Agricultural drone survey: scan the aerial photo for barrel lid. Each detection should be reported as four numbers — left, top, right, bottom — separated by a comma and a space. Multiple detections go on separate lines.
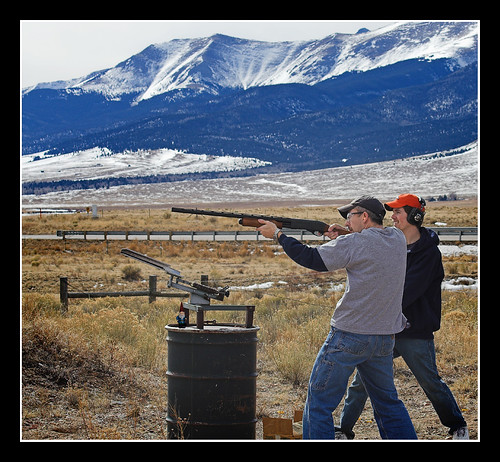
165, 323, 259, 333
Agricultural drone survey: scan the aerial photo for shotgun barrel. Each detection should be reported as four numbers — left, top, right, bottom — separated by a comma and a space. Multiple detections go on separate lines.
171, 207, 350, 236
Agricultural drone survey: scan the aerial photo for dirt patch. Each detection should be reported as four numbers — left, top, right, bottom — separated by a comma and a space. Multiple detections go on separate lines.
22, 326, 477, 440
22, 322, 168, 440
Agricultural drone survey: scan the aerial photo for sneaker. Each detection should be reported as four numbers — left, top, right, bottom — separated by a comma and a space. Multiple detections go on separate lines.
334, 426, 354, 440
452, 426, 469, 440
335, 430, 348, 440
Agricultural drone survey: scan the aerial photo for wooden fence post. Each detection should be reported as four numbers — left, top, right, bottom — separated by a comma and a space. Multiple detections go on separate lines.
149, 275, 157, 303
60, 277, 68, 311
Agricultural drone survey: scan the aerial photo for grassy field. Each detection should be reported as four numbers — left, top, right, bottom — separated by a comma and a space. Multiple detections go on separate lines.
22, 199, 478, 235
21, 202, 478, 440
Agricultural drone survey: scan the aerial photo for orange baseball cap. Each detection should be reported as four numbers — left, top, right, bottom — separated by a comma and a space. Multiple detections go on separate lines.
384, 194, 425, 211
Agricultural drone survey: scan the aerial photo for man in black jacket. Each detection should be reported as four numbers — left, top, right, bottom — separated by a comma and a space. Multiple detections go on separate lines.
337, 194, 469, 440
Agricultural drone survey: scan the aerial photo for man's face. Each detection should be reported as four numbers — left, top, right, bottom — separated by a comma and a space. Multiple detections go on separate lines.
391, 207, 410, 231
345, 208, 366, 232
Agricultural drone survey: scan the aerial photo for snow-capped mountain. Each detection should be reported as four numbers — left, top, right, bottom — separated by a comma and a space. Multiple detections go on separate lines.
22, 21, 478, 196
24, 21, 477, 103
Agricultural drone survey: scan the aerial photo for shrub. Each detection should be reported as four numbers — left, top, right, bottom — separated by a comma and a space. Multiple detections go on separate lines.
122, 265, 142, 281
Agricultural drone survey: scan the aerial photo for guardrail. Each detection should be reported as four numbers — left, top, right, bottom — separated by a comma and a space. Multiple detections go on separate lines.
56, 229, 268, 241
55, 227, 477, 242
429, 227, 478, 242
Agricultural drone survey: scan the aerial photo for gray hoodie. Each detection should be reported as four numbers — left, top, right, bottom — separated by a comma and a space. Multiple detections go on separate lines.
317, 227, 407, 335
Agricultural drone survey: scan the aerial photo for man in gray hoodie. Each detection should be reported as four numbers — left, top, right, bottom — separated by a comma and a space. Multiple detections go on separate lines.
258, 196, 417, 440
338, 194, 469, 440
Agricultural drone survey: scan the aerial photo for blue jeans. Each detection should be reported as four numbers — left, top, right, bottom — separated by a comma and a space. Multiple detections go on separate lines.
340, 337, 467, 437
302, 328, 417, 439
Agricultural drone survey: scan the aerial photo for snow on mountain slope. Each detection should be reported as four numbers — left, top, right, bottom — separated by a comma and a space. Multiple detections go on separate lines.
323, 21, 478, 77
24, 21, 478, 102
21, 142, 478, 209
22, 147, 271, 182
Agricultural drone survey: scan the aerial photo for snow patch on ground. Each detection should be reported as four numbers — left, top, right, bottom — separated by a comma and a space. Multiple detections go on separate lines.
22, 147, 271, 183
21, 142, 478, 209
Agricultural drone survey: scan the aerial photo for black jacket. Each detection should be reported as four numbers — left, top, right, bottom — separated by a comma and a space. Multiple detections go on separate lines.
397, 227, 444, 339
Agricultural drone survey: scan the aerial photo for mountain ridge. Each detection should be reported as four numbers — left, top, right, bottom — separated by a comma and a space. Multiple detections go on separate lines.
23, 21, 477, 102
22, 21, 478, 192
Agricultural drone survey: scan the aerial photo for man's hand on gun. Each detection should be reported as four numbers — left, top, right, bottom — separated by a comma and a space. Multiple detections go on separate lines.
324, 224, 350, 240
256, 219, 279, 239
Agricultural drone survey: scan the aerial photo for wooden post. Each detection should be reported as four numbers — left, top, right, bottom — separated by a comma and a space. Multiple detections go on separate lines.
149, 275, 157, 303
60, 277, 68, 311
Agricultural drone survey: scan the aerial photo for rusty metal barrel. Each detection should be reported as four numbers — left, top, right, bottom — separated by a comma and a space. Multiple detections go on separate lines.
165, 323, 259, 439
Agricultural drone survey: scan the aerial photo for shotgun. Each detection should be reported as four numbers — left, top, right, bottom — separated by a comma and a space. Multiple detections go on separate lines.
171, 207, 350, 236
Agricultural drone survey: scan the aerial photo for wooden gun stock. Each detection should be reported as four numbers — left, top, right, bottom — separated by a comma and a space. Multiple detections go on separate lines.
239, 217, 283, 228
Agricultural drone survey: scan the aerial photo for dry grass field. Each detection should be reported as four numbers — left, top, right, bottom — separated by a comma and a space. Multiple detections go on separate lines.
22, 199, 478, 235
21, 201, 478, 440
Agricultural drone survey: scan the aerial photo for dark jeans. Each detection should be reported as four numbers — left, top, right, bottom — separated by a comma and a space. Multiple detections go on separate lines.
340, 337, 467, 437
303, 328, 417, 439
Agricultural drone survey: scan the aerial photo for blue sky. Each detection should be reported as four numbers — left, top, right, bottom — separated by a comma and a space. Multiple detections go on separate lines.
21, 20, 396, 88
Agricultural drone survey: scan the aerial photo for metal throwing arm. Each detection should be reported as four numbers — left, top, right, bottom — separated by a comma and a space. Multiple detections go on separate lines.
120, 248, 253, 329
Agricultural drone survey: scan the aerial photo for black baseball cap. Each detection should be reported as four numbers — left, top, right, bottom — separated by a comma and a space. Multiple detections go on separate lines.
338, 195, 386, 220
